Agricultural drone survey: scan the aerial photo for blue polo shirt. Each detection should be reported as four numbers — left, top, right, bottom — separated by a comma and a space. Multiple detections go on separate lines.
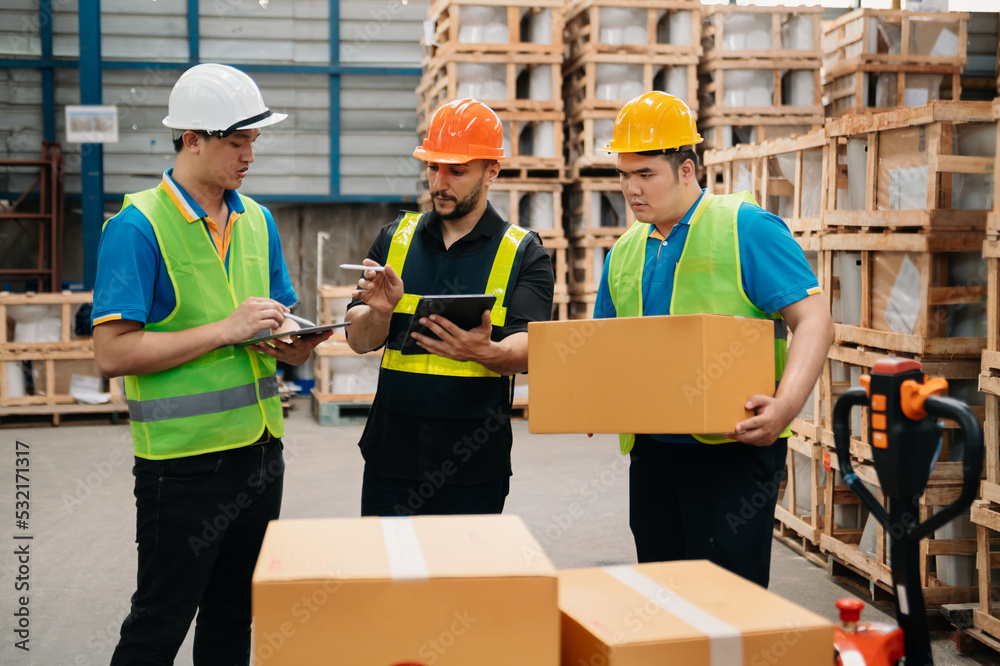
92, 169, 296, 327
594, 190, 821, 443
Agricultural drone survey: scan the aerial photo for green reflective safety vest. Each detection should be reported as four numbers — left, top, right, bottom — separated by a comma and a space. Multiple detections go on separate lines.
608, 192, 790, 454
106, 186, 284, 459
380, 211, 531, 379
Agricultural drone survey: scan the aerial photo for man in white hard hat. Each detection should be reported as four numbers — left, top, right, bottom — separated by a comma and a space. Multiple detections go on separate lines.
92, 63, 331, 665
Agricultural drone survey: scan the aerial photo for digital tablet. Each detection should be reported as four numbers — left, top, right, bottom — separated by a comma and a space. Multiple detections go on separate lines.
235, 322, 350, 347
400, 294, 496, 355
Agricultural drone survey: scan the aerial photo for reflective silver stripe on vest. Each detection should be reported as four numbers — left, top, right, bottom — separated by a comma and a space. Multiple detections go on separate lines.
128, 376, 279, 423
774, 318, 788, 341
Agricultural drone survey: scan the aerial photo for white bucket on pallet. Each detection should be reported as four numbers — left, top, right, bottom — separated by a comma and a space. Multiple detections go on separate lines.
599, 7, 645, 45
522, 192, 555, 230
458, 6, 507, 43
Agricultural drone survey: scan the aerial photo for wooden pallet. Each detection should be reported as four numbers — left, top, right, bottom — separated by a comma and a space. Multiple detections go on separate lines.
568, 292, 598, 320
822, 453, 980, 607
0, 402, 130, 428
989, 99, 1000, 241
0, 291, 94, 353
485, 180, 565, 238
569, 236, 619, 296
563, 0, 702, 61
311, 340, 379, 421
418, 51, 563, 129
701, 4, 822, 64
775, 434, 825, 546
703, 129, 827, 236
566, 108, 620, 175
699, 117, 822, 151
794, 344, 982, 465
311, 391, 373, 427
563, 54, 699, 119
971, 500, 1000, 646
422, 0, 565, 60
822, 9, 969, 78
565, 177, 635, 239
823, 65, 963, 119
0, 292, 125, 411
823, 245, 987, 358
698, 65, 822, 124
824, 102, 993, 233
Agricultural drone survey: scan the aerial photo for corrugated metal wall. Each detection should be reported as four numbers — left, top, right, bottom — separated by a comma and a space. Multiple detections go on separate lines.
0, 0, 427, 199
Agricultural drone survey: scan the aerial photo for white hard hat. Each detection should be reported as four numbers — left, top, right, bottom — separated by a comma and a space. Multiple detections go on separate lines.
162, 63, 287, 138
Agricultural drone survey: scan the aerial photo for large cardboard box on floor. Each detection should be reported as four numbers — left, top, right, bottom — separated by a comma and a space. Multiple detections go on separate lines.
527, 314, 775, 434
560, 561, 835, 665
253, 515, 559, 665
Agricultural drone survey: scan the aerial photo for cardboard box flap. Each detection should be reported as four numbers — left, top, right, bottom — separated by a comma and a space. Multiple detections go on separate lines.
254, 516, 556, 584
560, 561, 832, 645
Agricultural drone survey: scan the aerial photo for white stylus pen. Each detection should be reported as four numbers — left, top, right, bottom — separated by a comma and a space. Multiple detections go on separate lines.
339, 263, 386, 273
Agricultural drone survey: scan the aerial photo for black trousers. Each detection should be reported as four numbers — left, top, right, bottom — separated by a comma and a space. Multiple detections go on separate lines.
110, 439, 284, 666
628, 435, 787, 588
360, 464, 509, 516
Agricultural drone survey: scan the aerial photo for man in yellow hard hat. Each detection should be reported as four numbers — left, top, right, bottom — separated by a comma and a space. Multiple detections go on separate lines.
345, 99, 555, 516
595, 91, 834, 587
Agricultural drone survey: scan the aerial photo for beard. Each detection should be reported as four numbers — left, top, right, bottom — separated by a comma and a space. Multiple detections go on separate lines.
432, 171, 487, 220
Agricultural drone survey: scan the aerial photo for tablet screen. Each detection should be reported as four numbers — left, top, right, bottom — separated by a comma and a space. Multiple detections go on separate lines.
400, 294, 496, 355
235, 322, 350, 347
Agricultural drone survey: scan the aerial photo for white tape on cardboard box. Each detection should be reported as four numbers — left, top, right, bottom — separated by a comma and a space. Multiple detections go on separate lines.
603, 565, 743, 666
381, 517, 429, 581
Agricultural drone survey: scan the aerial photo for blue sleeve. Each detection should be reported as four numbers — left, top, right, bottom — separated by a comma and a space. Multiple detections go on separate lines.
738, 203, 820, 315
92, 206, 159, 325
262, 205, 297, 307
593, 249, 617, 319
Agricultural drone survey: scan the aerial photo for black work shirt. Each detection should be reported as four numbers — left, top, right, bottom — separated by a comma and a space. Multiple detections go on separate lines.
347, 203, 554, 484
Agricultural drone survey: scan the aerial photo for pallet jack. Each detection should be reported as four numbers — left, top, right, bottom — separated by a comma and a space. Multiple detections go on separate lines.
830, 358, 983, 665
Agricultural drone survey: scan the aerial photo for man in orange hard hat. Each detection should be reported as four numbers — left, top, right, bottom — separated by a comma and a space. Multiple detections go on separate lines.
345, 99, 555, 516
595, 91, 834, 586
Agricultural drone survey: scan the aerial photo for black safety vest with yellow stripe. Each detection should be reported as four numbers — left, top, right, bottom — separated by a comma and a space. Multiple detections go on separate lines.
378, 211, 535, 419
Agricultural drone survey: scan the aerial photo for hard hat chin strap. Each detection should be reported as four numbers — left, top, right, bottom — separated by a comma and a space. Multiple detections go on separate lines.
207, 109, 273, 138
171, 108, 273, 142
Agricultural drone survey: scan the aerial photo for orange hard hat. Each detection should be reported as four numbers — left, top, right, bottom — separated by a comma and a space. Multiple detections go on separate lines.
600, 91, 703, 153
413, 99, 505, 163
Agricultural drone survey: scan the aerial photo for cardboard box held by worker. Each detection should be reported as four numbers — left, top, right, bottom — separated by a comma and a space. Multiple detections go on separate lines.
527, 314, 775, 434
560, 561, 835, 665
252, 515, 560, 665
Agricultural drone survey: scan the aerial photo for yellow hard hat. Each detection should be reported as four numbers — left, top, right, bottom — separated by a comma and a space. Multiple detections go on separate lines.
600, 91, 703, 153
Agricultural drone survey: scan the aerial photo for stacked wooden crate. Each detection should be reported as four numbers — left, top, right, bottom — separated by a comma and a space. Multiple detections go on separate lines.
563, 0, 701, 174
815, 102, 993, 607
971, 98, 1000, 650
561, 0, 700, 319
418, 0, 570, 320
698, 4, 823, 150
0, 292, 127, 426
705, 101, 996, 606
311, 285, 380, 426
822, 9, 969, 118
418, 0, 566, 178
703, 130, 828, 556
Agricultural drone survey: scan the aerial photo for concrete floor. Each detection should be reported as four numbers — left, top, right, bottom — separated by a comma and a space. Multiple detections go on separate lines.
1, 398, 998, 665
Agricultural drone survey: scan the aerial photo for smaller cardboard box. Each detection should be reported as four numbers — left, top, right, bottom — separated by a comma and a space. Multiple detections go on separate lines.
527, 314, 774, 434
560, 561, 835, 665
253, 515, 560, 665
